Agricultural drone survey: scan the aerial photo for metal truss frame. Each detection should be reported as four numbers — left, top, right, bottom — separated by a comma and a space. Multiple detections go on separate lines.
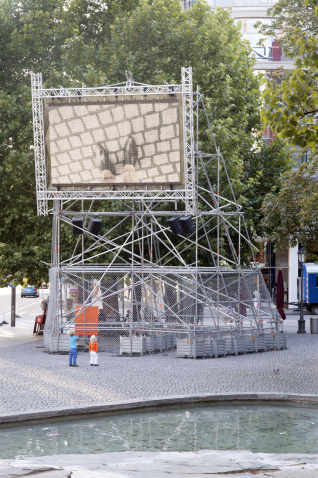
31, 73, 47, 216
33, 83, 183, 100
182, 67, 195, 215
38, 70, 284, 354
31, 68, 195, 215
46, 152, 281, 344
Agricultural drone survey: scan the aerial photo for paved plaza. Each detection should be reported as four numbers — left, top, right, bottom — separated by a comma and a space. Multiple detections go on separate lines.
1, 306, 318, 477
2, 450, 318, 478
0, 312, 317, 416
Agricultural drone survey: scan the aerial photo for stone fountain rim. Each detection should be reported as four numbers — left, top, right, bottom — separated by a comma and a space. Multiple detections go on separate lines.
1, 392, 318, 426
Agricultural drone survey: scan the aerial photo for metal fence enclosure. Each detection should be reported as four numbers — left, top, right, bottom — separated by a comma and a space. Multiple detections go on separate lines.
44, 266, 285, 357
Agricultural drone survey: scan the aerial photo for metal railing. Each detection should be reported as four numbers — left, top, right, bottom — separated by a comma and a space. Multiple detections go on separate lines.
208, 0, 275, 7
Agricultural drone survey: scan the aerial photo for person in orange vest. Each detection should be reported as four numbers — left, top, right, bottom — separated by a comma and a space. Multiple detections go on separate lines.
89, 335, 99, 366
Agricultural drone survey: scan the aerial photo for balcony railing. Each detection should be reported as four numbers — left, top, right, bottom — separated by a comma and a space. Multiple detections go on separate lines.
183, 0, 275, 9
208, 0, 275, 7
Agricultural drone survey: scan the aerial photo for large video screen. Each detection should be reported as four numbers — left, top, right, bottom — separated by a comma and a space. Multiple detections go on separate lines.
46, 100, 181, 186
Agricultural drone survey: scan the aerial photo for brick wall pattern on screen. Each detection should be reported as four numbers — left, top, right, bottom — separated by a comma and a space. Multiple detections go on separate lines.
48, 101, 181, 184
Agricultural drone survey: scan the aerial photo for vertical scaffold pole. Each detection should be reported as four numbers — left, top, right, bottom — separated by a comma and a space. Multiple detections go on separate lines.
31, 73, 47, 216
181, 67, 195, 216
217, 150, 220, 330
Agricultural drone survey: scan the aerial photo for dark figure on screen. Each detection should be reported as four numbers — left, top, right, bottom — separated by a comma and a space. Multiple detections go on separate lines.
98, 136, 140, 183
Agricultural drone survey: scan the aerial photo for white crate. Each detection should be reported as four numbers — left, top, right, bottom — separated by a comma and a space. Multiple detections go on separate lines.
264, 333, 275, 350
225, 336, 235, 354
212, 339, 226, 357
192, 338, 205, 358
244, 335, 255, 353
204, 338, 213, 357
234, 336, 245, 355
120, 336, 147, 355
177, 338, 205, 358
274, 333, 287, 350
255, 335, 265, 352
177, 338, 190, 357
50, 334, 69, 352
146, 336, 155, 352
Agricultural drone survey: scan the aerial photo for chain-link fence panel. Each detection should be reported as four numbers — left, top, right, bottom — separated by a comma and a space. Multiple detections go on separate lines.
43, 267, 284, 356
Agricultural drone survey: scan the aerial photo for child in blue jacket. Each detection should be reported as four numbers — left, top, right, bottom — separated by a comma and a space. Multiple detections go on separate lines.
68, 329, 79, 367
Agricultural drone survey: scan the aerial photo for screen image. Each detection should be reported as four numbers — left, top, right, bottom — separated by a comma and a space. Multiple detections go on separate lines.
46, 100, 181, 186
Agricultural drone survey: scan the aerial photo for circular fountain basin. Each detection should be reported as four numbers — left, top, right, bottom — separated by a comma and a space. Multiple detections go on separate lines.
1, 402, 318, 459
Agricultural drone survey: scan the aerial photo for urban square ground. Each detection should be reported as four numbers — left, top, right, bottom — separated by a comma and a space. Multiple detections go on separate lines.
0, 315, 317, 416
1, 290, 318, 477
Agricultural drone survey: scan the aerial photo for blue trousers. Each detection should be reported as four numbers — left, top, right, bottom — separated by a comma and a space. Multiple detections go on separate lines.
69, 347, 77, 365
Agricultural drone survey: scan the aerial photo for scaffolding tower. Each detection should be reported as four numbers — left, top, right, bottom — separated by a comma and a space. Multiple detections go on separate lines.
31, 67, 286, 357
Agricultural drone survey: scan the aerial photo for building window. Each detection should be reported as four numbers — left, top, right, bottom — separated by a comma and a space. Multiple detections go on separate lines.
262, 126, 274, 146
291, 148, 308, 169
182, 0, 195, 9
238, 18, 279, 62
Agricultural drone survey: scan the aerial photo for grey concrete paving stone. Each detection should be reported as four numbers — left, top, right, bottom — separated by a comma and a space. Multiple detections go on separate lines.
1, 330, 318, 477
0, 333, 318, 418
1, 451, 318, 478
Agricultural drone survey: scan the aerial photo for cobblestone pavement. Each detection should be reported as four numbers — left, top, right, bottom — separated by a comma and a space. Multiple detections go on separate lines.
0, 327, 317, 415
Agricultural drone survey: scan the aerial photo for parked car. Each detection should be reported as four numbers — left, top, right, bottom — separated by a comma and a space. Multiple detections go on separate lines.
21, 285, 39, 298
41, 282, 49, 289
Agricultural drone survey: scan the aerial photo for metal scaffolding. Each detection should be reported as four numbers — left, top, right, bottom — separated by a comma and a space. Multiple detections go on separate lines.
31, 67, 286, 357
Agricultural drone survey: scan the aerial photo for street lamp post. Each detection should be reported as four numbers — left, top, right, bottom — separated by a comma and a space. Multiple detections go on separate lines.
297, 249, 306, 334
11, 286, 16, 327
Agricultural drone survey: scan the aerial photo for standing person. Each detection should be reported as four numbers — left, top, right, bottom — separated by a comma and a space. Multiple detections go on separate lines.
89, 335, 99, 366
271, 281, 277, 300
253, 289, 260, 310
125, 275, 131, 299
68, 329, 79, 367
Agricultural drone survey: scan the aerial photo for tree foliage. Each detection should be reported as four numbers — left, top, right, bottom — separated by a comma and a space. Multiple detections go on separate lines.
0, 0, 292, 283
257, 0, 318, 257
258, 0, 318, 153
262, 160, 318, 261
64, 0, 262, 188
240, 138, 294, 238
0, 0, 137, 286
64, 0, 283, 251
257, 0, 318, 52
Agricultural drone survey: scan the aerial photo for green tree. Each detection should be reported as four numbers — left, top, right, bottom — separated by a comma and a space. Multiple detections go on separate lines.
258, 0, 318, 153
63, 0, 273, 264
0, 86, 75, 286
0, 0, 138, 285
64, 0, 261, 189
256, 0, 318, 258
240, 138, 293, 239
262, 160, 318, 261
0, 0, 292, 282
257, 0, 318, 52
0, 0, 70, 286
